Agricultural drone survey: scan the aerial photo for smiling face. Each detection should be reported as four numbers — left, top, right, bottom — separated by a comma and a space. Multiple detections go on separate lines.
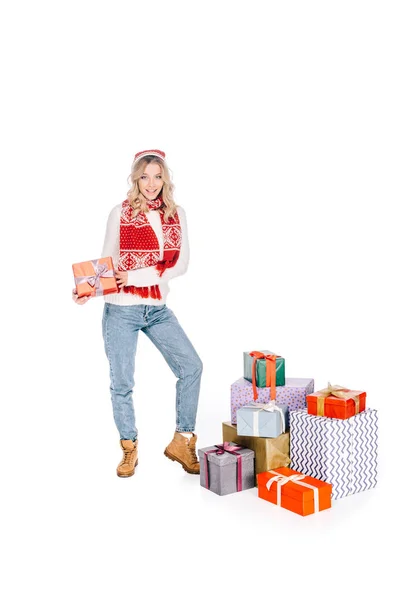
138, 162, 164, 201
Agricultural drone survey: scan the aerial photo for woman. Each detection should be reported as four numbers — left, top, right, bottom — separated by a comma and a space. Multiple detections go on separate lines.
72, 149, 203, 478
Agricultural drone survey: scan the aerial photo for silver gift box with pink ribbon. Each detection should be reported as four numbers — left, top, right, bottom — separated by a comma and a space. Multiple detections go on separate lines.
198, 442, 255, 496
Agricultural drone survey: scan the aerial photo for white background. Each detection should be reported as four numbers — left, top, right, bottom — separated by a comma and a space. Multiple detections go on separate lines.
1, 1, 398, 598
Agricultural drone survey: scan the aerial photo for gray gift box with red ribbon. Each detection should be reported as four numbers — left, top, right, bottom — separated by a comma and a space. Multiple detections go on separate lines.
198, 443, 255, 496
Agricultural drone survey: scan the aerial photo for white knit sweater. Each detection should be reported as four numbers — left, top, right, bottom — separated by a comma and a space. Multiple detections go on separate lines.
101, 203, 189, 305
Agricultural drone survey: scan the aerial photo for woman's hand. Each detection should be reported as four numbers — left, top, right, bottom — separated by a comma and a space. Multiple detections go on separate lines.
115, 270, 128, 289
72, 288, 91, 305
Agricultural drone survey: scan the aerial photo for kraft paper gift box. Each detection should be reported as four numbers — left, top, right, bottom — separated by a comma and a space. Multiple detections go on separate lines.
236, 402, 289, 438
290, 409, 378, 500
307, 383, 367, 420
222, 422, 290, 485
72, 257, 118, 298
243, 350, 285, 388
230, 377, 314, 425
257, 467, 332, 516
198, 442, 255, 496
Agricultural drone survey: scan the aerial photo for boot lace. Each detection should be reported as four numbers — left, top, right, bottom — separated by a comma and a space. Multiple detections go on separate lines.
122, 446, 135, 465
188, 442, 198, 464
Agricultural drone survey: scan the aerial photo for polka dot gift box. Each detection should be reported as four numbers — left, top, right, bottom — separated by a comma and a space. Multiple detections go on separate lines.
230, 377, 314, 425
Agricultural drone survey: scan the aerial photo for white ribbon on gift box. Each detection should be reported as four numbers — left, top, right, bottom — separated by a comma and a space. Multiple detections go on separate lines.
266, 469, 320, 512
241, 402, 286, 437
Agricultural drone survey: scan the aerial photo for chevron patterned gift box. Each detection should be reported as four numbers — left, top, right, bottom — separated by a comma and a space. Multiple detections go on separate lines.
290, 409, 378, 500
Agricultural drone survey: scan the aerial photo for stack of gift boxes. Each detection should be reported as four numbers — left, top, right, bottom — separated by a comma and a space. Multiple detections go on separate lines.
71, 257, 379, 515
199, 350, 378, 516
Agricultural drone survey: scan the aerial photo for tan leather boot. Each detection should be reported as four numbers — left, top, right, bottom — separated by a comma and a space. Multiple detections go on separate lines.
117, 439, 138, 478
164, 432, 200, 474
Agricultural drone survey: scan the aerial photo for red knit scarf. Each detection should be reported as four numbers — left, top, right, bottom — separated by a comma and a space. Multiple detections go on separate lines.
117, 195, 181, 299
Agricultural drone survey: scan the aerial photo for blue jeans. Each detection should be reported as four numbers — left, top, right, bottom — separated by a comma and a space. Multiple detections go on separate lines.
102, 303, 203, 441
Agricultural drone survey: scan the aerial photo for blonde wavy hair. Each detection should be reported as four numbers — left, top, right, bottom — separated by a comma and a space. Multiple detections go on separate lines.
126, 155, 178, 220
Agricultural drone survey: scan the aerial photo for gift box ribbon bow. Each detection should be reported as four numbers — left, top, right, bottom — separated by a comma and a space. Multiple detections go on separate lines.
249, 351, 280, 401
316, 382, 361, 417
266, 470, 320, 513
241, 402, 286, 435
203, 442, 244, 491
75, 260, 115, 294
